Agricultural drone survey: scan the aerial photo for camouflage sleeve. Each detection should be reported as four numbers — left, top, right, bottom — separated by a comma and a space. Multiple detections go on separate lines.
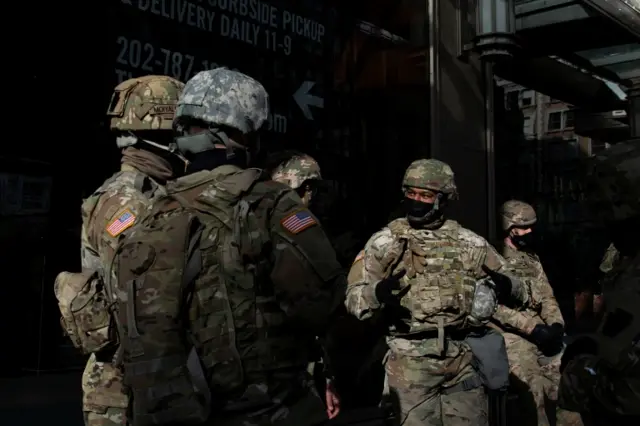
598, 243, 619, 274
81, 221, 101, 272
268, 190, 346, 333
344, 228, 395, 321
85, 193, 149, 267
492, 304, 538, 335
482, 242, 509, 272
530, 262, 564, 326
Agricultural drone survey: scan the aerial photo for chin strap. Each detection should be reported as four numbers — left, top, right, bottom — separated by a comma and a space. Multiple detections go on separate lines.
121, 132, 190, 167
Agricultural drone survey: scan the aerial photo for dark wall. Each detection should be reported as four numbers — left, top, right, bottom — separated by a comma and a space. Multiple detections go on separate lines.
432, 0, 490, 237
5, 0, 341, 374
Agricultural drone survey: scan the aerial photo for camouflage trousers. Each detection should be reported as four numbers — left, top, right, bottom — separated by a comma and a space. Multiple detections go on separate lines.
504, 332, 583, 426
82, 353, 129, 426
382, 347, 488, 426
209, 381, 328, 426
504, 332, 551, 426
540, 353, 584, 426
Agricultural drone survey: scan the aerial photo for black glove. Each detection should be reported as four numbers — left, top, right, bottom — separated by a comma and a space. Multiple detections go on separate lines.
530, 323, 564, 356
481, 265, 513, 297
374, 270, 408, 305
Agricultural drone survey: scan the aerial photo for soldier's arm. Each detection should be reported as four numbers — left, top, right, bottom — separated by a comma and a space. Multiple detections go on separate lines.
481, 243, 531, 307
492, 304, 539, 335
268, 190, 346, 334
80, 225, 101, 272
345, 229, 396, 321
532, 266, 565, 326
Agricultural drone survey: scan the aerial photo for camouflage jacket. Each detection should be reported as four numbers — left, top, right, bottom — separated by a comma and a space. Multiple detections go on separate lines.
346, 218, 524, 355
81, 164, 165, 274
492, 245, 564, 334
159, 166, 347, 420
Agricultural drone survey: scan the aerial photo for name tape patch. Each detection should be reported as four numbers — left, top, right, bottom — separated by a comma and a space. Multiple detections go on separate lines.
281, 210, 317, 234
106, 209, 136, 237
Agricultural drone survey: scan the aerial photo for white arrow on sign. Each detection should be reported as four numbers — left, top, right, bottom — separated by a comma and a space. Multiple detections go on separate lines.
293, 81, 324, 121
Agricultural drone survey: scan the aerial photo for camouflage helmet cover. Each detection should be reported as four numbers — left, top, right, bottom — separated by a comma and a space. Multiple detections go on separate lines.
585, 140, 640, 221
271, 154, 322, 189
402, 159, 458, 199
176, 68, 269, 134
500, 200, 537, 231
107, 75, 185, 131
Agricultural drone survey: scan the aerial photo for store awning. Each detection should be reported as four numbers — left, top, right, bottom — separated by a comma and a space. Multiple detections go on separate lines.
495, 0, 640, 112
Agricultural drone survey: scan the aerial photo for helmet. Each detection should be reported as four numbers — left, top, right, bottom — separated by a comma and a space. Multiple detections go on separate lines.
271, 154, 322, 189
176, 68, 269, 134
107, 75, 184, 132
500, 200, 537, 232
585, 140, 640, 221
402, 159, 458, 199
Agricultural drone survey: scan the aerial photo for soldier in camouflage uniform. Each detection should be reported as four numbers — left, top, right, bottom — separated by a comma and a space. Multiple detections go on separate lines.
270, 153, 322, 207
592, 243, 624, 315
346, 159, 530, 426
268, 152, 342, 417
575, 243, 620, 327
113, 68, 347, 426
495, 200, 572, 426
559, 140, 640, 424
78, 75, 185, 426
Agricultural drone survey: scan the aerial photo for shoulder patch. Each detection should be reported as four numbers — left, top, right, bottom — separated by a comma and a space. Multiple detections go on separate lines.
353, 250, 365, 265
106, 209, 136, 237
281, 209, 317, 234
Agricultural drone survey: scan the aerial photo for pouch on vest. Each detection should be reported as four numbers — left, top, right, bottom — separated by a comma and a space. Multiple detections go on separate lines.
114, 207, 210, 426
54, 270, 113, 354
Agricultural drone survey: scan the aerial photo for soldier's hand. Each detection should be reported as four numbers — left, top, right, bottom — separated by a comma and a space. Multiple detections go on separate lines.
325, 378, 340, 419
374, 269, 408, 306
530, 323, 565, 356
481, 265, 513, 297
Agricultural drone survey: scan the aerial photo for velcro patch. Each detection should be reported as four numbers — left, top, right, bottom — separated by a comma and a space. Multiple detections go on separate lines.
106, 209, 136, 237
281, 210, 317, 234
353, 250, 365, 265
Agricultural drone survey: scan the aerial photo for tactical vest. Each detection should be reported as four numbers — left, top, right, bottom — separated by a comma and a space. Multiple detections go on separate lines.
55, 169, 164, 354
111, 166, 307, 426
501, 249, 540, 311
502, 249, 539, 281
387, 219, 480, 336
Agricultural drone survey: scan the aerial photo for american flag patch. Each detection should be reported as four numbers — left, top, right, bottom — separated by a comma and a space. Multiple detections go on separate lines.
106, 210, 136, 237
353, 250, 365, 264
281, 210, 317, 234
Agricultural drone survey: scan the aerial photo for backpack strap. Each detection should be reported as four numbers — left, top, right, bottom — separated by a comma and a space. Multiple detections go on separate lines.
121, 214, 210, 426
180, 222, 212, 410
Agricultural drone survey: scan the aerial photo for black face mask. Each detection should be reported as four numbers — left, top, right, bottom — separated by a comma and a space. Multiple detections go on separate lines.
404, 197, 441, 227
510, 232, 536, 250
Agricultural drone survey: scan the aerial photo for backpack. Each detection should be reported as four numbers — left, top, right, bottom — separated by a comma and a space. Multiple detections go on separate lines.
110, 166, 284, 426
387, 219, 481, 336
54, 270, 113, 354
